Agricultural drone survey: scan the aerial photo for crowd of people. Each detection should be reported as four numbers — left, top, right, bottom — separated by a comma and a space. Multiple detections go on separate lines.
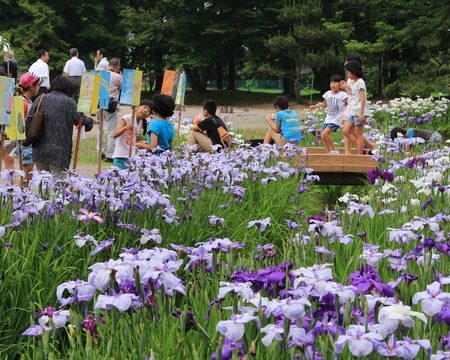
0, 49, 443, 184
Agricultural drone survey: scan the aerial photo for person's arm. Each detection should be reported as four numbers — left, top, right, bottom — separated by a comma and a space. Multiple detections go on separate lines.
63, 61, 70, 76
190, 124, 200, 131
359, 88, 366, 122
136, 133, 158, 150
265, 114, 281, 133
309, 100, 327, 110
113, 118, 133, 139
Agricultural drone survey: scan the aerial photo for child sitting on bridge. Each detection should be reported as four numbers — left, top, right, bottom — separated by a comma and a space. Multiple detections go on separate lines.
390, 127, 443, 152
310, 75, 348, 154
264, 95, 302, 145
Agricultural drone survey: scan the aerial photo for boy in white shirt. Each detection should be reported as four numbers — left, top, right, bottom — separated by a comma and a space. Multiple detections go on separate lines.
310, 75, 348, 153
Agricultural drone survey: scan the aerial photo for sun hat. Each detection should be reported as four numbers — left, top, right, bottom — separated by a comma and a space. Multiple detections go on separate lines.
19, 72, 40, 89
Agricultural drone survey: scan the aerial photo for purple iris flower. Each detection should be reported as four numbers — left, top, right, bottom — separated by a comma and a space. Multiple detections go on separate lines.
90, 238, 115, 256
247, 217, 271, 232
349, 265, 394, 297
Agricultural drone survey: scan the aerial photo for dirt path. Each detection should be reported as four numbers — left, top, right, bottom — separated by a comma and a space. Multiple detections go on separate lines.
1, 103, 310, 182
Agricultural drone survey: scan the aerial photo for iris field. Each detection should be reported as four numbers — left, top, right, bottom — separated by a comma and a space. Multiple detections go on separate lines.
0, 96, 449, 359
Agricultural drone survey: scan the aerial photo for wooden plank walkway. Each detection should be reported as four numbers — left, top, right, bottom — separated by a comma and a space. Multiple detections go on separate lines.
298, 148, 377, 185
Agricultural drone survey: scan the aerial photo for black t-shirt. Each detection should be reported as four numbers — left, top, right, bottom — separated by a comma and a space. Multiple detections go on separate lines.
2, 60, 18, 81
198, 115, 227, 145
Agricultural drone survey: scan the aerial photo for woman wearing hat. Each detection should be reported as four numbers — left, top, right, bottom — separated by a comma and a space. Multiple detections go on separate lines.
1, 72, 40, 184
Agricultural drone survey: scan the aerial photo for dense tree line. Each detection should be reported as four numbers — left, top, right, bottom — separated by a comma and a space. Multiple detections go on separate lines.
1, 0, 448, 99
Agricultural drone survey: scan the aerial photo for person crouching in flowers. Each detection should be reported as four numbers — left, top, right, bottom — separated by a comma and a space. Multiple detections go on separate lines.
112, 100, 152, 170
136, 94, 175, 154
390, 127, 443, 153
263, 95, 302, 145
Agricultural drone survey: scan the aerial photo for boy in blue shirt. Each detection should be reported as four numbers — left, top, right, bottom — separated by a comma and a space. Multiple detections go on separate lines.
263, 95, 302, 145
137, 94, 175, 152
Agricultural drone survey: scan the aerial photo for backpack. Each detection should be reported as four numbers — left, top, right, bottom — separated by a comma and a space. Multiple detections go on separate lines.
212, 116, 233, 148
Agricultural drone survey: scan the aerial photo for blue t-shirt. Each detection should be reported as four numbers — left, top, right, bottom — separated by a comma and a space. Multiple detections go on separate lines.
147, 119, 174, 151
274, 109, 302, 142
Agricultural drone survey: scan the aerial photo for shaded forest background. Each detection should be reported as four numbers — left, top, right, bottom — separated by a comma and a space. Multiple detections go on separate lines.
1, 0, 449, 100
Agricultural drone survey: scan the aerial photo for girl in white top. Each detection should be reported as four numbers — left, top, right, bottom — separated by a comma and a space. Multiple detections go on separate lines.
342, 60, 369, 155
112, 102, 151, 169
341, 54, 376, 154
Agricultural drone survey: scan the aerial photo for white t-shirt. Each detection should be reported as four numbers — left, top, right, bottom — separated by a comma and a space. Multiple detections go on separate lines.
112, 114, 143, 158
63, 57, 86, 76
28, 59, 50, 88
349, 78, 370, 116
323, 90, 348, 126
96, 57, 109, 71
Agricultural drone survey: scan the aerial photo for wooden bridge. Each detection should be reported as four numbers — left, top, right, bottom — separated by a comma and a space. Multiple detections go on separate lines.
298, 147, 377, 185
246, 140, 378, 185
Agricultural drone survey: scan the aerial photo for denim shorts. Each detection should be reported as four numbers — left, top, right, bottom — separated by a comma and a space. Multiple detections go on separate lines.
22, 146, 33, 165
322, 123, 340, 132
349, 115, 368, 126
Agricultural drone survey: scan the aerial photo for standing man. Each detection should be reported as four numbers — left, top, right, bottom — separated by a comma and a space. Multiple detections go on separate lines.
94, 48, 109, 71
2, 51, 18, 82
97, 58, 122, 162
63, 48, 86, 102
28, 49, 50, 98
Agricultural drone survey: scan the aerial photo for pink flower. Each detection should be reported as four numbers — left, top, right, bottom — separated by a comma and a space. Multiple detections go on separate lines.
77, 209, 104, 224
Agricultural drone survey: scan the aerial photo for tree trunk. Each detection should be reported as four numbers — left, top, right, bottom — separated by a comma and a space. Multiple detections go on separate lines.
216, 61, 223, 90
294, 63, 302, 103
283, 78, 296, 99
185, 67, 206, 92
227, 52, 236, 90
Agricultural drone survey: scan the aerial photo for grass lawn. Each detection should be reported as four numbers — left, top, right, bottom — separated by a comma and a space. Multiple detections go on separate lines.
141, 89, 322, 107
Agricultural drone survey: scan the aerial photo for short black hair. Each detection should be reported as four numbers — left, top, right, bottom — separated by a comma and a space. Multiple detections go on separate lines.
97, 48, 106, 57
140, 99, 152, 107
203, 99, 217, 115
273, 95, 289, 110
330, 74, 344, 83
390, 127, 407, 140
37, 49, 48, 59
346, 53, 362, 65
69, 48, 78, 57
150, 94, 175, 118
345, 60, 363, 79
50, 75, 75, 97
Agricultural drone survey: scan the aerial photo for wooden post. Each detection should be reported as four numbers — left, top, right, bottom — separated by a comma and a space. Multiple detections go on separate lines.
18, 140, 24, 185
128, 105, 136, 158
0, 125, 4, 173
72, 116, 82, 171
97, 109, 104, 174
176, 108, 182, 147
309, 72, 315, 107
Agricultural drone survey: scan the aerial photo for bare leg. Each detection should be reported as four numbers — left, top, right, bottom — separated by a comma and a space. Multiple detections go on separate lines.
342, 122, 353, 154
321, 128, 334, 152
263, 129, 273, 144
2, 152, 15, 169
354, 126, 365, 154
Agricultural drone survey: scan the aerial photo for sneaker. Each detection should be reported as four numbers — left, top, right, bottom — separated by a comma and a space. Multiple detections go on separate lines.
329, 150, 340, 154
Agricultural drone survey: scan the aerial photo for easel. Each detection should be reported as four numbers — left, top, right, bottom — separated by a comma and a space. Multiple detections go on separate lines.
72, 115, 82, 171
175, 106, 182, 147
128, 105, 136, 158
0, 125, 4, 173
97, 109, 104, 173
